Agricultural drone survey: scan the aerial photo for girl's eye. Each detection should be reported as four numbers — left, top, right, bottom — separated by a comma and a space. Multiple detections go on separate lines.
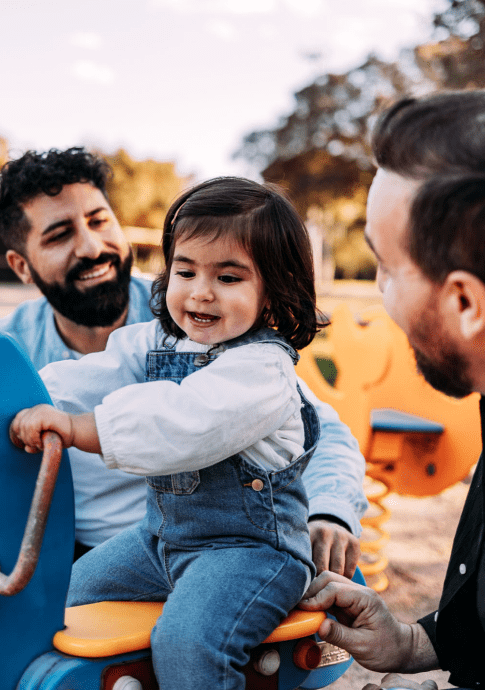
175, 270, 195, 278
218, 275, 241, 284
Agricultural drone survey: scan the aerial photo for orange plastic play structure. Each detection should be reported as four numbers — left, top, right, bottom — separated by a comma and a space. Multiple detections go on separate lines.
296, 303, 482, 590
53, 600, 326, 658
297, 303, 481, 495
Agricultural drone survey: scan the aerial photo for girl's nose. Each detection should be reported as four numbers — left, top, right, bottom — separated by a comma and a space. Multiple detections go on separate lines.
190, 278, 214, 302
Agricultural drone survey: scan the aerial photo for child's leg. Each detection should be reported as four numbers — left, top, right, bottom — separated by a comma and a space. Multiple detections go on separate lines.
67, 522, 172, 606
151, 545, 310, 690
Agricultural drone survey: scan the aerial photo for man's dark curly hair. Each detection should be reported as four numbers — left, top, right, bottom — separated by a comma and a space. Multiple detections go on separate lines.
0, 147, 112, 255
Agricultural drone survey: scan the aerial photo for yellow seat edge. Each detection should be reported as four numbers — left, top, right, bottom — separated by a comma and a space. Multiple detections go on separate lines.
53, 601, 326, 657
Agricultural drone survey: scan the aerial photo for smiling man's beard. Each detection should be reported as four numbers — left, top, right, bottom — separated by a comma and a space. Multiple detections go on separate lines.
28, 249, 134, 327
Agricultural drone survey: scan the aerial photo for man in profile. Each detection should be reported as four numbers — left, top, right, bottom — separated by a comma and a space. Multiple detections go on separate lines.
301, 90, 485, 690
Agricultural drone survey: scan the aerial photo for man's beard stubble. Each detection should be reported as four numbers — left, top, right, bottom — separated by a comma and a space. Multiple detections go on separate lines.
413, 347, 473, 399
29, 250, 134, 327
411, 309, 474, 399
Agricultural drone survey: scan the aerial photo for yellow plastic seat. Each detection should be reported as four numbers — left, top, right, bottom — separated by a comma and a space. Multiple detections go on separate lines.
53, 601, 326, 658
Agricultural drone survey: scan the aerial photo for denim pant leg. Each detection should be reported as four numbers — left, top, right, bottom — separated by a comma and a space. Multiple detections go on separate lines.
67, 522, 171, 606
151, 545, 310, 690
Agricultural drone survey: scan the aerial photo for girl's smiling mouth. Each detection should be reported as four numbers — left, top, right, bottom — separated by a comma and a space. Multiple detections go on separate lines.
188, 312, 221, 324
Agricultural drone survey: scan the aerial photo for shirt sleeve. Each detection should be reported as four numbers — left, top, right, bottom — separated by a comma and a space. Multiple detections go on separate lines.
40, 320, 160, 414
95, 342, 301, 476
297, 379, 369, 537
417, 612, 438, 654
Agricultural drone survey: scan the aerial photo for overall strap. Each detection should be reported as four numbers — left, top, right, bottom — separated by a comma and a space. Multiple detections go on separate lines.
222, 327, 299, 365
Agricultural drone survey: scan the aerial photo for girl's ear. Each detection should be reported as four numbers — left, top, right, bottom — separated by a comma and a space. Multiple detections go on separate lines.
6, 250, 34, 284
443, 270, 485, 340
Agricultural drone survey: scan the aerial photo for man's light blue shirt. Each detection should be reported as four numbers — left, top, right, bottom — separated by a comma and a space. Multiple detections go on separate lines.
0, 275, 154, 370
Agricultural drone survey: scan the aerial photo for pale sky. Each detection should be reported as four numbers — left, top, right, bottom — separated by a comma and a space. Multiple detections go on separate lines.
0, 0, 445, 181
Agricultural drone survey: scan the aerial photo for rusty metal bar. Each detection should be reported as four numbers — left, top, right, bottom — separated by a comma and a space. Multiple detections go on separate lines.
0, 431, 63, 596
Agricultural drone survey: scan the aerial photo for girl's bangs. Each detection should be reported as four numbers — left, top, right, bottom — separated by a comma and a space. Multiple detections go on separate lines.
172, 213, 255, 256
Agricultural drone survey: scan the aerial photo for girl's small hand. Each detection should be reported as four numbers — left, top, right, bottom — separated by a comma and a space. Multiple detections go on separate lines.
10, 404, 74, 453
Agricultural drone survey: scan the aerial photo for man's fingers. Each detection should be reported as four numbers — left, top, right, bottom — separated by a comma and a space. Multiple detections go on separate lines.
317, 615, 348, 646
313, 544, 331, 576
368, 673, 439, 690
328, 540, 345, 576
420, 681, 438, 690
343, 541, 361, 579
302, 570, 355, 601
309, 520, 361, 577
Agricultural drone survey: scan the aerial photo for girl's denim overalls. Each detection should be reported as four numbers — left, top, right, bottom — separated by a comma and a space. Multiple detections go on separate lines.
68, 327, 320, 690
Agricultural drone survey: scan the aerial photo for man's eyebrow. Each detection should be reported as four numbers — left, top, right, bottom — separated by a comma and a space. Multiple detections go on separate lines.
42, 219, 71, 236
364, 232, 382, 262
42, 206, 107, 236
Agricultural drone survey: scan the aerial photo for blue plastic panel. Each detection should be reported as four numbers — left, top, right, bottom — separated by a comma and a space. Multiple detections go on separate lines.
371, 408, 444, 434
0, 335, 75, 690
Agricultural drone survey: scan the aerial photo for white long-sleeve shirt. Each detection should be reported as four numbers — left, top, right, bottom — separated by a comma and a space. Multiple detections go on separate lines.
42, 319, 305, 476
13, 279, 366, 547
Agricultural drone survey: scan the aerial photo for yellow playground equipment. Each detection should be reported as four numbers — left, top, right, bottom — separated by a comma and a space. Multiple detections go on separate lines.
296, 304, 481, 591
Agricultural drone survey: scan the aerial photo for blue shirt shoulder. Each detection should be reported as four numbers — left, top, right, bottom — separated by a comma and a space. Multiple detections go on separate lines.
0, 275, 154, 371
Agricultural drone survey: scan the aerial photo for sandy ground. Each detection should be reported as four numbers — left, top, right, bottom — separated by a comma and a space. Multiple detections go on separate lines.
330, 478, 472, 690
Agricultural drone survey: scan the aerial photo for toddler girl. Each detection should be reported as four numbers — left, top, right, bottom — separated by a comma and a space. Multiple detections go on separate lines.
11, 176, 325, 689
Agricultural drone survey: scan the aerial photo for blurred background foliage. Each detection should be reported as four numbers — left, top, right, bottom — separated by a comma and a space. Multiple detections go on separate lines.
102, 149, 189, 230
1, 0, 485, 280
234, 0, 485, 282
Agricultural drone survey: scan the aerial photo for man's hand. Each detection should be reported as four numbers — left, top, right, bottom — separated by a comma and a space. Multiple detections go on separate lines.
308, 518, 360, 577
10, 404, 74, 453
299, 571, 438, 673
363, 672, 438, 690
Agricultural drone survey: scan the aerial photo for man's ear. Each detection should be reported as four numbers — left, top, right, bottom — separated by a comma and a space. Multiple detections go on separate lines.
6, 250, 33, 284
443, 270, 485, 340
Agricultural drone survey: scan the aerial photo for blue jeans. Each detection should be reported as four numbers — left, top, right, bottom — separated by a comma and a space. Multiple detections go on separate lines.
68, 522, 310, 689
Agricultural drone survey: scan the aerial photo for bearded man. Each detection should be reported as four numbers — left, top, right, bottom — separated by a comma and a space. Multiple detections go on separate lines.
300, 90, 485, 690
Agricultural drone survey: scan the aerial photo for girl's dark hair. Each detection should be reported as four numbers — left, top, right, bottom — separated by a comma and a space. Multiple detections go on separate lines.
151, 176, 327, 350
371, 90, 485, 284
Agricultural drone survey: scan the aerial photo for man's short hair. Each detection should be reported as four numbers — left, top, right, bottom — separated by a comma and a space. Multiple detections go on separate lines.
0, 147, 112, 255
372, 90, 485, 285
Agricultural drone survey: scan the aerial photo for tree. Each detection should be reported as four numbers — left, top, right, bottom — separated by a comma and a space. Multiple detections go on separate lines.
103, 148, 189, 229
234, 55, 424, 279
234, 54, 419, 181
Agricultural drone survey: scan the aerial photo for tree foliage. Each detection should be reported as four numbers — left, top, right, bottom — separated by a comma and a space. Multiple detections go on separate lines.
416, 0, 485, 88
103, 148, 189, 229
233, 55, 421, 279
235, 0, 485, 278
234, 54, 417, 178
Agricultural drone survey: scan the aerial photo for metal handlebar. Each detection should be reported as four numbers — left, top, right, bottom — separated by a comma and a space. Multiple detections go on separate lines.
0, 431, 63, 596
